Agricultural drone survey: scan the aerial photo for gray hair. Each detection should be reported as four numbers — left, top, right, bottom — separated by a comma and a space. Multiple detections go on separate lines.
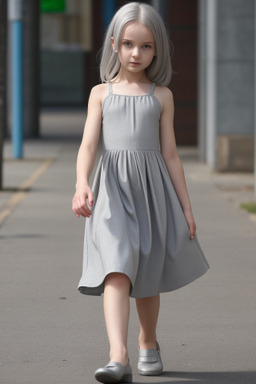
100, 2, 172, 86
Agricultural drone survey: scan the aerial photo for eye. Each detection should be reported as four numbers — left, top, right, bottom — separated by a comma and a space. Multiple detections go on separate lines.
123, 41, 132, 47
143, 44, 152, 49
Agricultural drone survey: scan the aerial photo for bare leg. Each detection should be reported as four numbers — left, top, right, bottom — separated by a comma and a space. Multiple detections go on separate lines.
104, 273, 131, 364
136, 295, 160, 350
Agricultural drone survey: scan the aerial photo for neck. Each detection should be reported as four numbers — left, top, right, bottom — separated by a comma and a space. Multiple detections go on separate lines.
115, 68, 149, 84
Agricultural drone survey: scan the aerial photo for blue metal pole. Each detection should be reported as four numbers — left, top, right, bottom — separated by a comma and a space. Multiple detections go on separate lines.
12, 20, 23, 158
102, 0, 116, 30
9, 0, 24, 159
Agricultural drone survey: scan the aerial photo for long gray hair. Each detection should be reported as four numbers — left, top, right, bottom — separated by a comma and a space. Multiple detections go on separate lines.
100, 2, 172, 86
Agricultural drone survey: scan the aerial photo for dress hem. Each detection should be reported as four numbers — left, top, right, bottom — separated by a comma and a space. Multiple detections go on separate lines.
78, 264, 209, 299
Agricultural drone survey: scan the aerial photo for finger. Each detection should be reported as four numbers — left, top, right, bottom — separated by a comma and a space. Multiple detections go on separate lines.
72, 201, 92, 218
190, 223, 196, 239
88, 191, 94, 207
78, 200, 93, 217
72, 208, 81, 218
72, 202, 80, 218
72, 206, 80, 219
76, 197, 92, 215
79, 205, 92, 218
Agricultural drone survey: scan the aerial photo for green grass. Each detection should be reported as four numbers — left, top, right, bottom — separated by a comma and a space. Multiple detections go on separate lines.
240, 202, 256, 214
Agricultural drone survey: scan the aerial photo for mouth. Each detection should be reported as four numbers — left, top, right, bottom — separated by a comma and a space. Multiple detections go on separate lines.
130, 62, 141, 66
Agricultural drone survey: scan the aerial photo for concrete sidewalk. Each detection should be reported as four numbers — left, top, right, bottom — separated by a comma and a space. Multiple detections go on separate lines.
0, 110, 255, 384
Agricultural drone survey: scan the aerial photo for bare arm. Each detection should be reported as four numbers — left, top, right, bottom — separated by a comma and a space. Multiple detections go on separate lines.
72, 86, 103, 218
156, 87, 196, 239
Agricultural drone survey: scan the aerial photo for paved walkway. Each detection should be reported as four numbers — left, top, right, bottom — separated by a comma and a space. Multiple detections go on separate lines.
0, 110, 255, 384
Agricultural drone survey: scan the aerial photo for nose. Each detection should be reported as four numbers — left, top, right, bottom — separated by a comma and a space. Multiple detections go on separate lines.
132, 46, 140, 58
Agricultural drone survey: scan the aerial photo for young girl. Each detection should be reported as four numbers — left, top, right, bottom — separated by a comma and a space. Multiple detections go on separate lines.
72, 2, 209, 383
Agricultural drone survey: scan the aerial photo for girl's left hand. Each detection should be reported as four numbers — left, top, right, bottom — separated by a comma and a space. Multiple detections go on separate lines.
183, 209, 196, 239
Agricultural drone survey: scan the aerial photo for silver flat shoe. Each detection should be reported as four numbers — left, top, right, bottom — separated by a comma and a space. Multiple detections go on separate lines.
95, 361, 132, 383
137, 342, 163, 376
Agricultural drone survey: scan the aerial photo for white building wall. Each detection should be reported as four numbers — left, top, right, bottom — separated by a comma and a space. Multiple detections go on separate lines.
198, 0, 255, 172
198, 0, 217, 168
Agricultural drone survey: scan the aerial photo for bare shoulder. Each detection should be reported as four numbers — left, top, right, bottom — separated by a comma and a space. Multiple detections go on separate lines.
89, 83, 109, 106
154, 86, 174, 109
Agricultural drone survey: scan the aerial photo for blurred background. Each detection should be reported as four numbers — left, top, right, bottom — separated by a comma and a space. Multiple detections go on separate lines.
0, 0, 255, 189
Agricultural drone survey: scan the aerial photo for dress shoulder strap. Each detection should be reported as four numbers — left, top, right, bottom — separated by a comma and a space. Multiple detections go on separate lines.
149, 82, 156, 95
108, 82, 113, 95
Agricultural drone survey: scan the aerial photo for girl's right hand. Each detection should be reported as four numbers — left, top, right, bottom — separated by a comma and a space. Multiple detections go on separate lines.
72, 185, 94, 218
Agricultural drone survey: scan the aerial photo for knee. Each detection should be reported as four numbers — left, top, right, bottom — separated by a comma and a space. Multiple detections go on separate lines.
105, 273, 131, 290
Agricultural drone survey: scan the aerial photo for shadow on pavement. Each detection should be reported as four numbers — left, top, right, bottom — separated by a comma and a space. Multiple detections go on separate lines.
137, 370, 256, 384
0, 233, 47, 239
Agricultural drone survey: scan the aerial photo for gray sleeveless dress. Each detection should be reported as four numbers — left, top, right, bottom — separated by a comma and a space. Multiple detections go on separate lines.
78, 83, 209, 298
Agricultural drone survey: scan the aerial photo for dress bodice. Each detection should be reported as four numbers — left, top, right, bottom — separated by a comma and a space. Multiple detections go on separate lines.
101, 83, 162, 151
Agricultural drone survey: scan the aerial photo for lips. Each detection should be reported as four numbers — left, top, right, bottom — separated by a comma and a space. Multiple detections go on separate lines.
130, 62, 141, 66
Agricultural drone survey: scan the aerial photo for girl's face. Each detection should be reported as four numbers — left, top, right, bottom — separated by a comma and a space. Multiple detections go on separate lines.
112, 22, 156, 75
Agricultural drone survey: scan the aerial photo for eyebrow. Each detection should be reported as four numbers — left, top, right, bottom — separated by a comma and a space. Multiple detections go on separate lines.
122, 39, 154, 44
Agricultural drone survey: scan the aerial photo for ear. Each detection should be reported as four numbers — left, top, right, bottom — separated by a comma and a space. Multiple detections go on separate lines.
111, 36, 115, 51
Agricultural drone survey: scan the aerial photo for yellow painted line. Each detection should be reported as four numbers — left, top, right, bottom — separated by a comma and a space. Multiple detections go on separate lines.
0, 208, 11, 223
0, 158, 54, 225
250, 214, 256, 223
